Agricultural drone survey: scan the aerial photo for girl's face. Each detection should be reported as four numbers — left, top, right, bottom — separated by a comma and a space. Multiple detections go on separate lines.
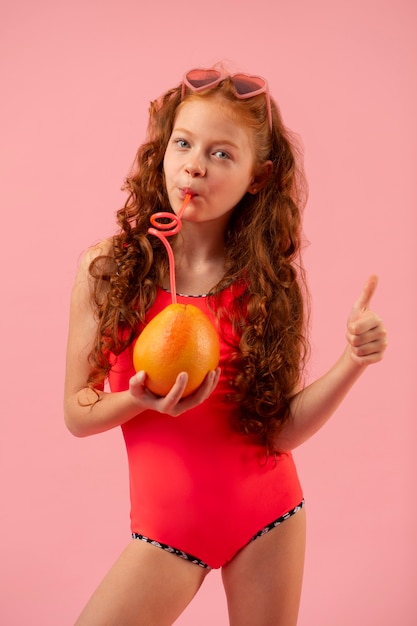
163, 97, 259, 226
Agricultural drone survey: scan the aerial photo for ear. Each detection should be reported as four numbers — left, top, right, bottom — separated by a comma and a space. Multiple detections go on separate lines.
247, 160, 273, 194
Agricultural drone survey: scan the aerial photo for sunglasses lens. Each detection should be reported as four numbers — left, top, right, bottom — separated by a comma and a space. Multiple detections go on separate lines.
185, 69, 222, 89
182, 69, 272, 131
231, 74, 266, 96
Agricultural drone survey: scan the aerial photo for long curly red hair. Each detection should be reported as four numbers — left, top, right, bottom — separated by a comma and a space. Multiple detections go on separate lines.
87, 75, 309, 451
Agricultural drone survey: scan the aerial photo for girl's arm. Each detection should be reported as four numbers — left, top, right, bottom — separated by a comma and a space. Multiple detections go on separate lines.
275, 276, 387, 451
64, 244, 220, 438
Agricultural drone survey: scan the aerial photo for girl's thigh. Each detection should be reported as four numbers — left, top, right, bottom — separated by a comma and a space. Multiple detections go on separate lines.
74, 539, 209, 626
221, 506, 306, 626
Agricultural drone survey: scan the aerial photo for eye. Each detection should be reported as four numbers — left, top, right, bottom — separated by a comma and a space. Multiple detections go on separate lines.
174, 138, 190, 149
213, 150, 231, 160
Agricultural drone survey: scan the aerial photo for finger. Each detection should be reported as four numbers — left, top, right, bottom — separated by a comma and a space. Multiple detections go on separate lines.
350, 338, 387, 365
197, 368, 221, 398
347, 325, 378, 347
164, 372, 188, 406
212, 367, 221, 390
181, 371, 215, 405
129, 370, 147, 395
132, 370, 146, 385
173, 368, 221, 414
353, 275, 378, 313
348, 310, 382, 337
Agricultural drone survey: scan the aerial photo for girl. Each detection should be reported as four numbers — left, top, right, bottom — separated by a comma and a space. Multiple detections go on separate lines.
64, 68, 387, 626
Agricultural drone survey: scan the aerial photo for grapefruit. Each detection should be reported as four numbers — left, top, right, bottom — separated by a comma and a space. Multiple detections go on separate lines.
133, 303, 220, 398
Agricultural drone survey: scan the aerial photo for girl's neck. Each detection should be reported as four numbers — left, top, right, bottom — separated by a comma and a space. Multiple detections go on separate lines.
172, 220, 226, 263
164, 235, 226, 297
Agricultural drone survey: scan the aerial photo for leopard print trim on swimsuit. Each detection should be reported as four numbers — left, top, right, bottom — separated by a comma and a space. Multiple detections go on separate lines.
132, 499, 305, 569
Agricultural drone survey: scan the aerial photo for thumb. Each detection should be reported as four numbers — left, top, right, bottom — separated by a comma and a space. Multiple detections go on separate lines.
132, 370, 146, 384
350, 275, 378, 322
130, 370, 147, 391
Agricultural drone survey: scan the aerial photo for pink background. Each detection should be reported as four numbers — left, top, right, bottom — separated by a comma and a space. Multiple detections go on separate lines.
1, 0, 416, 624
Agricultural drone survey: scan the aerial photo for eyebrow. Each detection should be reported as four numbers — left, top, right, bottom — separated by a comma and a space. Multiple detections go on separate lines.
172, 127, 240, 150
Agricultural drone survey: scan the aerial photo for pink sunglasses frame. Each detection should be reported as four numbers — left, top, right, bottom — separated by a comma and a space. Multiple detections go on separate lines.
181, 68, 273, 132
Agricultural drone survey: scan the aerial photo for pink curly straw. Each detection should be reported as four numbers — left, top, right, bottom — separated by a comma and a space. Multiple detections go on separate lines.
148, 194, 192, 304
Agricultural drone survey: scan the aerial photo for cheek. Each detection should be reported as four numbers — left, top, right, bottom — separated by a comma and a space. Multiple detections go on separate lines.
164, 150, 183, 180
230, 165, 254, 195
223, 180, 251, 207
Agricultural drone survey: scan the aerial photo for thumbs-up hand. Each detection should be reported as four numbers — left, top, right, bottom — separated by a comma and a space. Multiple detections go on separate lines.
346, 275, 388, 366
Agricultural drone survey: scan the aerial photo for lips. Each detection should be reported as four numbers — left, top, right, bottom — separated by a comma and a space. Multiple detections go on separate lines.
180, 187, 197, 198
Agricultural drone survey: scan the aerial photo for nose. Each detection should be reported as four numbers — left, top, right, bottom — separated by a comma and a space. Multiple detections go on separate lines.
185, 155, 206, 177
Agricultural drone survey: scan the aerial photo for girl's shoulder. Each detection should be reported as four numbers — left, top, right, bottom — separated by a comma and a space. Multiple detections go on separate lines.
72, 238, 114, 292
77, 237, 114, 271
71, 238, 115, 309
84, 236, 114, 261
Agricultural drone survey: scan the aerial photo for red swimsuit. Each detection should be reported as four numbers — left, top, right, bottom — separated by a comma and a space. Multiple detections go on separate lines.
108, 287, 303, 569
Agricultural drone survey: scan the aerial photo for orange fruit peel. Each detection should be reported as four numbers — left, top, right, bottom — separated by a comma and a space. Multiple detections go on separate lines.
133, 303, 220, 398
